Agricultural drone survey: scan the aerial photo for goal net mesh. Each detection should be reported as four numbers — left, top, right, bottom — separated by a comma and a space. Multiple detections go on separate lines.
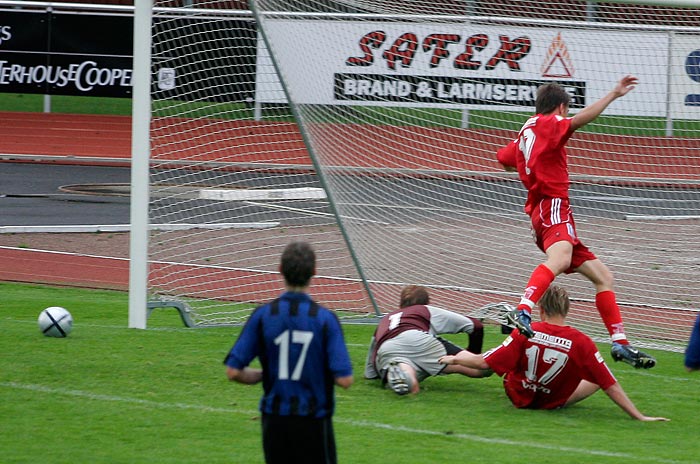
148, 0, 700, 351
147, 5, 372, 325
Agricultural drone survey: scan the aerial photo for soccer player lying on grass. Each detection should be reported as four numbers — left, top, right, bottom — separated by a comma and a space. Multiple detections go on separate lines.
364, 285, 492, 395
439, 285, 669, 421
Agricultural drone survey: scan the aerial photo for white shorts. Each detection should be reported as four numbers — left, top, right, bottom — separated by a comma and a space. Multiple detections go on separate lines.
376, 329, 461, 381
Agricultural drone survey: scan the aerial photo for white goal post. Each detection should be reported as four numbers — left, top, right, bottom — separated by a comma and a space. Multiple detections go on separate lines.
131, 0, 700, 353
130, 0, 379, 330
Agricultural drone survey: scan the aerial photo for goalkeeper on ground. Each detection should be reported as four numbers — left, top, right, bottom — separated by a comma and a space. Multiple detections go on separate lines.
364, 285, 491, 395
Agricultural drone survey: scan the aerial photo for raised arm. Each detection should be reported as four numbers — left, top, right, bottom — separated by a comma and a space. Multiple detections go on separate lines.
570, 75, 638, 130
603, 382, 669, 421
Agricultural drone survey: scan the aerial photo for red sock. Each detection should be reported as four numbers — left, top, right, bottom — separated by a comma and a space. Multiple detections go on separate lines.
596, 290, 628, 344
517, 264, 556, 314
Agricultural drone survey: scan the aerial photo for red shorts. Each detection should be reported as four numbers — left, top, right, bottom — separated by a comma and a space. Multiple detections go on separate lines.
502, 374, 568, 410
530, 198, 596, 273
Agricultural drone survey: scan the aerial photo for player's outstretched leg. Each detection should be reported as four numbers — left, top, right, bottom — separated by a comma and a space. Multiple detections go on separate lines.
506, 309, 535, 338
611, 342, 656, 369
386, 361, 413, 395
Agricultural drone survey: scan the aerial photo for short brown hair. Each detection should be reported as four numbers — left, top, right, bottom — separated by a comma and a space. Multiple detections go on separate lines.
535, 83, 571, 115
538, 285, 570, 318
399, 285, 430, 308
280, 241, 315, 287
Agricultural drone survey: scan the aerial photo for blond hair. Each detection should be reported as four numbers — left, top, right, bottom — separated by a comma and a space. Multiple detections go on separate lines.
538, 285, 570, 318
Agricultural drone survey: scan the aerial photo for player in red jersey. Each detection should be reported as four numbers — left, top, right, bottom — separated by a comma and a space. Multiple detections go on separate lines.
364, 285, 491, 395
496, 75, 655, 369
439, 286, 668, 420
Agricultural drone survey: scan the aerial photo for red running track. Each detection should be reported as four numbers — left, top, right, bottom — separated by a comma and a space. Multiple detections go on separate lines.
1, 111, 699, 302
2, 111, 698, 178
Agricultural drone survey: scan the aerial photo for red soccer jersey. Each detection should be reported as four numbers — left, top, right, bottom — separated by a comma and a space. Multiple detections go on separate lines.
496, 114, 575, 215
484, 322, 617, 410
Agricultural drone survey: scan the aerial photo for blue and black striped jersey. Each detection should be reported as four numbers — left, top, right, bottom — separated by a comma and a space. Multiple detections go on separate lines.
225, 291, 353, 418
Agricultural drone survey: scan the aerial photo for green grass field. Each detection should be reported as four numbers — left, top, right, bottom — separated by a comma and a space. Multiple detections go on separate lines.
1, 282, 697, 464
0, 93, 133, 116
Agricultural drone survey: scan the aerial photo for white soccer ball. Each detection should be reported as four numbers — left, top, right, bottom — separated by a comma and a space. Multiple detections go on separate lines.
38, 306, 73, 338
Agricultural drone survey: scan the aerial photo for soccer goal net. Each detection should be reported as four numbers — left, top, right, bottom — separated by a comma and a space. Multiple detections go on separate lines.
136, 0, 699, 351
134, 4, 375, 327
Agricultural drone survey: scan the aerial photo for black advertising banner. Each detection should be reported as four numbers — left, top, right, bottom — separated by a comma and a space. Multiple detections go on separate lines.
0, 12, 49, 93
50, 13, 134, 55
0, 12, 49, 52
334, 74, 586, 108
0, 10, 133, 97
0, 9, 257, 101
151, 17, 257, 103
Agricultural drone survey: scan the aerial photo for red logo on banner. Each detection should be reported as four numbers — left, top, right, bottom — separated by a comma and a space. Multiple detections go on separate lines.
541, 32, 574, 78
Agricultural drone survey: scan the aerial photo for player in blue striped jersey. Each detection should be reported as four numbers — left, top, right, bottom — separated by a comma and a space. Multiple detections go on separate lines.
225, 241, 353, 464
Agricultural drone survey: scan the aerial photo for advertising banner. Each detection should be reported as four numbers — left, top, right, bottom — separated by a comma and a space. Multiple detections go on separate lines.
0, 9, 257, 101
258, 20, 671, 117
670, 33, 700, 119
151, 17, 257, 103
0, 11, 133, 97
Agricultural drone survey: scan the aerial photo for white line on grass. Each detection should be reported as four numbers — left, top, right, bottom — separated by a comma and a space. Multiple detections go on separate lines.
0, 381, 688, 464
5, 317, 697, 383
339, 418, 679, 461
4, 319, 380, 340
615, 369, 695, 382
1, 380, 254, 414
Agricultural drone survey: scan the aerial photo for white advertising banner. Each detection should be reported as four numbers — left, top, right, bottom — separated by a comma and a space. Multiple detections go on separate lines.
670, 34, 700, 119
256, 20, 670, 117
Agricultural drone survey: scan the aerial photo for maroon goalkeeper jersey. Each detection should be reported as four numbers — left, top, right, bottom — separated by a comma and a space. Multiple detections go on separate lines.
484, 321, 617, 409
373, 305, 431, 346
371, 305, 431, 363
